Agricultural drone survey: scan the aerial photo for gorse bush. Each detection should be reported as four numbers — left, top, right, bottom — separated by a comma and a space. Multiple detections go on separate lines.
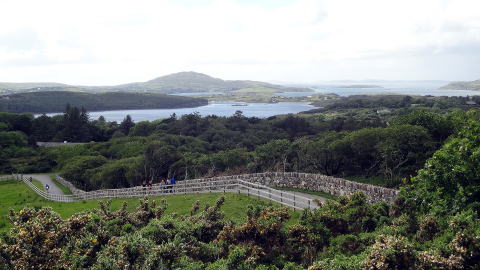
1, 191, 480, 269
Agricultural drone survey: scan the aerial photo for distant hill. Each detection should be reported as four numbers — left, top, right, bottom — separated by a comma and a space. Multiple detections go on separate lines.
0, 82, 70, 90
112, 71, 311, 93
0, 91, 208, 113
0, 72, 310, 95
440, 80, 480, 91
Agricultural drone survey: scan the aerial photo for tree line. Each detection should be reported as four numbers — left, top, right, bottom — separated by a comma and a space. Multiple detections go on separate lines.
53, 108, 473, 190
0, 91, 207, 113
2, 117, 480, 269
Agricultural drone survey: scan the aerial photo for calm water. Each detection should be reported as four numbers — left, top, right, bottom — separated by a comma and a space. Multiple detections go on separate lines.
40, 83, 479, 122
172, 92, 225, 96
45, 102, 315, 122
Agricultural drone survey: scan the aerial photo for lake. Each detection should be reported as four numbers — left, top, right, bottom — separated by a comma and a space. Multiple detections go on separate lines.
40, 84, 479, 122
50, 101, 316, 122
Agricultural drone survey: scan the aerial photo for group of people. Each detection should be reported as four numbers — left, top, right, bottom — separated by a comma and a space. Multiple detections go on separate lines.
141, 177, 177, 193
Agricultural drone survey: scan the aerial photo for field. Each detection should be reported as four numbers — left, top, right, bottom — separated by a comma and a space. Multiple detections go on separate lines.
0, 180, 301, 232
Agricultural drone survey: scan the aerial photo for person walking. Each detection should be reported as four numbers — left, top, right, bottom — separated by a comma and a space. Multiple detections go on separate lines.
166, 178, 172, 193
170, 177, 176, 193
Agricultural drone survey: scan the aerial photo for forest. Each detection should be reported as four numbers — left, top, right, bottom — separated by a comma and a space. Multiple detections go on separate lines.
1, 115, 480, 269
0, 91, 208, 113
0, 99, 476, 191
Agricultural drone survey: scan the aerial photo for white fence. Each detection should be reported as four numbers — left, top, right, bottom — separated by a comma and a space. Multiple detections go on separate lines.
0, 175, 15, 181
21, 176, 77, 202
19, 175, 320, 210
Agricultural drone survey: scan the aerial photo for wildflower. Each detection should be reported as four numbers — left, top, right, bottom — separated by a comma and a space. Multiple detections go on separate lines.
92, 239, 97, 244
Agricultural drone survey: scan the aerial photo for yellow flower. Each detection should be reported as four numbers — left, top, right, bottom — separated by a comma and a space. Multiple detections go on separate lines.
20, 210, 23, 214
92, 239, 97, 244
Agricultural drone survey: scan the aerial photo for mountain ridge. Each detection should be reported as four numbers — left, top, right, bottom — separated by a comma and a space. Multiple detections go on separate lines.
0, 71, 310, 95
112, 71, 310, 93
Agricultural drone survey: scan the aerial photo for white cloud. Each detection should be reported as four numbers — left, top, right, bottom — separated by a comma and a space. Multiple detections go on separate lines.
0, 0, 479, 84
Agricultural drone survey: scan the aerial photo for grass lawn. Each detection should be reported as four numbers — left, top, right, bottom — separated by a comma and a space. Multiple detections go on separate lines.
30, 179, 46, 191
0, 180, 301, 232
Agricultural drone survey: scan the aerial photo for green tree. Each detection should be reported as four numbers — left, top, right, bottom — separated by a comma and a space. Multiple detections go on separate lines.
120, 115, 135, 135
61, 155, 107, 190
130, 121, 154, 136
32, 114, 57, 141
144, 143, 181, 179
253, 139, 291, 172
304, 132, 349, 175
344, 128, 385, 176
378, 125, 434, 184
408, 119, 480, 213
394, 110, 454, 143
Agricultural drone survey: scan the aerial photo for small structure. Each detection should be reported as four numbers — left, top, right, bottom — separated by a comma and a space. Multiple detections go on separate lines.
376, 109, 391, 114
37, 142, 87, 147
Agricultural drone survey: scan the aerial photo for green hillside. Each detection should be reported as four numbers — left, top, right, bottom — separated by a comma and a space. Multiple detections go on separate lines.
440, 79, 480, 90
111, 71, 311, 93
0, 72, 310, 95
0, 91, 208, 113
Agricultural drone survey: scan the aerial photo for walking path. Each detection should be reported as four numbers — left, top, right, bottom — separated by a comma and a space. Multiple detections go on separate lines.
25, 174, 64, 195
283, 190, 329, 204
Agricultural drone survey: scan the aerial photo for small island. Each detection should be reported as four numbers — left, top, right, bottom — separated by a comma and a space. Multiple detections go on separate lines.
440, 79, 480, 91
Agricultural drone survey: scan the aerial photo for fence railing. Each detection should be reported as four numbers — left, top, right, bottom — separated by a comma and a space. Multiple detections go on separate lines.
21, 177, 77, 202
236, 179, 316, 210
19, 175, 319, 210
0, 175, 15, 181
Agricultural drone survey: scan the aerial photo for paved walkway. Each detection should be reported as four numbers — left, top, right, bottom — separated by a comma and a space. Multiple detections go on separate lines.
285, 190, 329, 204
25, 174, 64, 195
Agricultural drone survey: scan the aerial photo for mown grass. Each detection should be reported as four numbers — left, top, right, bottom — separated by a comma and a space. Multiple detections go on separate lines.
0, 180, 301, 232
30, 179, 46, 191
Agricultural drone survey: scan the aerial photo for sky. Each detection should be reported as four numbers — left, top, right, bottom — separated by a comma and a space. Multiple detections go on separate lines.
0, 0, 479, 85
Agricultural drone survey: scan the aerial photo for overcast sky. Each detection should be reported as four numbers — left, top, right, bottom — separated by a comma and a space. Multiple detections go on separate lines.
0, 0, 479, 85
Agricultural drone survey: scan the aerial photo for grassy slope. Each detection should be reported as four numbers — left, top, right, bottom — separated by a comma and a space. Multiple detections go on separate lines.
30, 179, 45, 191
50, 175, 72, 195
0, 180, 300, 232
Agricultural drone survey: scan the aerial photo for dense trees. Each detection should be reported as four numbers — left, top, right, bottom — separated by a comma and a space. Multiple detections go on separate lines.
0, 91, 208, 113
2, 105, 480, 269
45, 108, 474, 190
1, 102, 476, 191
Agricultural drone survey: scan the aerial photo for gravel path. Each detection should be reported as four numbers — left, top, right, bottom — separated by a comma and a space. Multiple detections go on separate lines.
25, 174, 64, 195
